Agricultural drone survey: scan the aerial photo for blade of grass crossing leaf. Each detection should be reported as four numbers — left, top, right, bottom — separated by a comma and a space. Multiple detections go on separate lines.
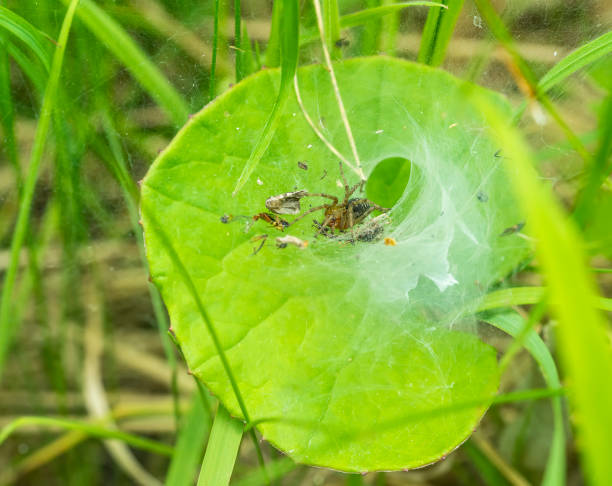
166, 392, 212, 486
483, 312, 565, 486
475, 90, 612, 486
198, 405, 243, 486
139, 207, 265, 470
0, 0, 79, 382
0, 6, 51, 71
59, 0, 189, 127
232, 0, 299, 195
340, 2, 447, 29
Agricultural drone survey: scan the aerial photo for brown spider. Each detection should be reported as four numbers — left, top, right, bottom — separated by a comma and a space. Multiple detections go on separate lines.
266, 163, 390, 236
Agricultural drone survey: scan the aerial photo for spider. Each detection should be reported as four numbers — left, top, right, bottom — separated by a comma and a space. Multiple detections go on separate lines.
266, 163, 390, 236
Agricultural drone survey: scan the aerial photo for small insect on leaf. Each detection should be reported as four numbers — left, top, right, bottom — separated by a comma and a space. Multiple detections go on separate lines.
298, 161, 308, 170
384, 237, 397, 246
220, 214, 233, 223
265, 190, 309, 215
476, 191, 489, 203
253, 213, 289, 231
500, 222, 525, 236
335, 38, 350, 48
276, 235, 308, 249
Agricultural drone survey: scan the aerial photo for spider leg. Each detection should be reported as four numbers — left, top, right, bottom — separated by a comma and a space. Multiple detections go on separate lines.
339, 162, 366, 203
315, 213, 335, 237
287, 204, 331, 227
305, 193, 338, 206
348, 205, 356, 243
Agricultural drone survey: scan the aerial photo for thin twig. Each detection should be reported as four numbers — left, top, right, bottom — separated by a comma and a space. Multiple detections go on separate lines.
311, 0, 366, 181
293, 76, 358, 175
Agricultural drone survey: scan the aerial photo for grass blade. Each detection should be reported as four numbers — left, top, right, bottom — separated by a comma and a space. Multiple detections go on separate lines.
166, 392, 213, 486
418, 0, 464, 66
234, 0, 242, 81
59, 0, 189, 127
539, 30, 612, 93
210, 0, 221, 98
0, 0, 80, 382
474, 88, 612, 486
323, 0, 341, 59
0, 5, 51, 71
0, 36, 19, 182
573, 94, 612, 227
483, 312, 565, 486
2, 37, 47, 93
231, 457, 296, 486
265, 0, 282, 68
198, 405, 243, 486
0, 416, 173, 456
232, 0, 299, 195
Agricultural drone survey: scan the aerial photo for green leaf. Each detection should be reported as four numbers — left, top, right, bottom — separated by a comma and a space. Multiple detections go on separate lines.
141, 58, 529, 471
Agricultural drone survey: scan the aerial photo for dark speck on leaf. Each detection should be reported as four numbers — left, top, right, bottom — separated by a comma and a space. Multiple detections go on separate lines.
477, 191, 488, 202
298, 161, 308, 170
500, 221, 525, 236
220, 214, 232, 224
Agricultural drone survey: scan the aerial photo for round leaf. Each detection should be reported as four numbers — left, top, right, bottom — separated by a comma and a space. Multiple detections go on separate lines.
141, 57, 528, 471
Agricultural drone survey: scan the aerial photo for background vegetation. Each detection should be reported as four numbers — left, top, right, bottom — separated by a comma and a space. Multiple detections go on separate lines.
0, 0, 611, 484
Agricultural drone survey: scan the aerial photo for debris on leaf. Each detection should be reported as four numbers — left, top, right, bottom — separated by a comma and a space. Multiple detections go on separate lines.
384, 237, 397, 246
276, 235, 308, 249
265, 190, 309, 215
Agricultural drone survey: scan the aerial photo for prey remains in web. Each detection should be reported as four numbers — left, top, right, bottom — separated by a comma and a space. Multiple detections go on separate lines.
250, 162, 391, 253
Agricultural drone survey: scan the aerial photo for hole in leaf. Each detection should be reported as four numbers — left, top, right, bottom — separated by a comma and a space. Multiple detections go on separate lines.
366, 157, 413, 208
